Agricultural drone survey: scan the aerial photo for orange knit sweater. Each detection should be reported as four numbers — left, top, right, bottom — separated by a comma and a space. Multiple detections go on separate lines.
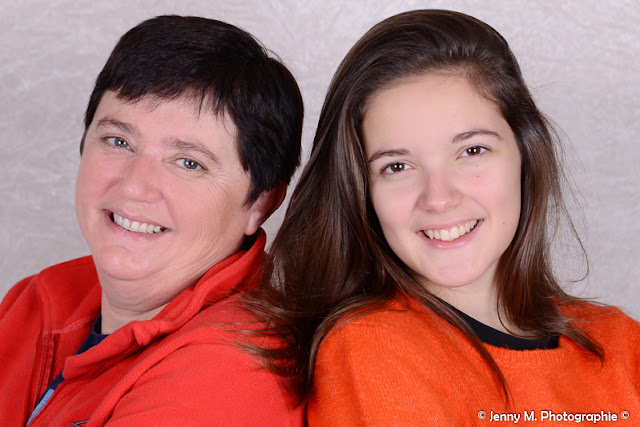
308, 298, 640, 425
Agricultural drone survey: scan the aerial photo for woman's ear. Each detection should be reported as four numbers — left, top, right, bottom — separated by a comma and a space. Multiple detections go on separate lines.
243, 183, 287, 236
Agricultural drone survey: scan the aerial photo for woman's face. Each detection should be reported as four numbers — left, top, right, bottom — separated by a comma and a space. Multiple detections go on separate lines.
363, 74, 521, 297
76, 91, 265, 303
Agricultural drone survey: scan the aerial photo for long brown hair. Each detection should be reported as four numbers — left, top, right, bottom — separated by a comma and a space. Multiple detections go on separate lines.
245, 9, 603, 406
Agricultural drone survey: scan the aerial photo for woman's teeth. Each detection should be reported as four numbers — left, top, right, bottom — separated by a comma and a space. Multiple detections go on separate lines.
424, 220, 478, 242
113, 213, 164, 234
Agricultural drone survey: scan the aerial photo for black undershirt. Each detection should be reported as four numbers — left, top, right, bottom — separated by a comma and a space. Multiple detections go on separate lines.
443, 301, 559, 350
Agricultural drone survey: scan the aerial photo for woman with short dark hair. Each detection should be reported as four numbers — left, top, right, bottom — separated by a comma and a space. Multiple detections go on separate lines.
0, 15, 303, 425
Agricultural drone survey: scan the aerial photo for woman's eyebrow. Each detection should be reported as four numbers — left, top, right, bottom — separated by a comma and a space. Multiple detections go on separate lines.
452, 129, 501, 144
167, 139, 220, 165
94, 117, 220, 165
367, 148, 411, 164
95, 117, 137, 136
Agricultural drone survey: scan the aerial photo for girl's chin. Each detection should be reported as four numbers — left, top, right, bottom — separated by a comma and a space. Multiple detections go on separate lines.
417, 272, 489, 294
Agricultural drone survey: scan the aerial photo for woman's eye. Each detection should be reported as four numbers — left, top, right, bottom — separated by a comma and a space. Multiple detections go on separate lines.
180, 159, 202, 170
460, 146, 486, 157
106, 136, 130, 149
382, 162, 411, 174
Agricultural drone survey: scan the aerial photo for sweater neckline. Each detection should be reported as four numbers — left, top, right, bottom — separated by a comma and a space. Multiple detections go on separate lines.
438, 298, 559, 350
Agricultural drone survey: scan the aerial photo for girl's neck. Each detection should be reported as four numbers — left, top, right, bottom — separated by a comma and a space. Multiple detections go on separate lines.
426, 279, 531, 337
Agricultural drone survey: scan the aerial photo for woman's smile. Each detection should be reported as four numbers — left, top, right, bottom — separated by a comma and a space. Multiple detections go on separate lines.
110, 211, 167, 234
75, 91, 263, 301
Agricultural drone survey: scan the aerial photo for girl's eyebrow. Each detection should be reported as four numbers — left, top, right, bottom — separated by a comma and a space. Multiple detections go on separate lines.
367, 148, 410, 164
367, 129, 501, 163
452, 129, 501, 144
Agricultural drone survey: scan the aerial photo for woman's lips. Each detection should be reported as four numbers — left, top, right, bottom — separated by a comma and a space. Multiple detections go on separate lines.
111, 212, 167, 234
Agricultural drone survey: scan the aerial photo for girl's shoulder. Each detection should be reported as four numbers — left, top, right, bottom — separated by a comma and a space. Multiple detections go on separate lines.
561, 301, 640, 335
318, 295, 457, 357
560, 301, 640, 365
320, 297, 640, 355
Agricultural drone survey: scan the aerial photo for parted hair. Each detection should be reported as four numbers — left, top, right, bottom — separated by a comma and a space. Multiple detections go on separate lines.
246, 9, 602, 405
81, 15, 303, 202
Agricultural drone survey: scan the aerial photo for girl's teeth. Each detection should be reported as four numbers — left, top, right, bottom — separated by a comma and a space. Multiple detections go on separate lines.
424, 220, 478, 242
450, 227, 460, 239
112, 213, 164, 234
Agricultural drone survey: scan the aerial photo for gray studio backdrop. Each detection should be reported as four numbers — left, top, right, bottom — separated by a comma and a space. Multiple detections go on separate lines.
1, 0, 638, 317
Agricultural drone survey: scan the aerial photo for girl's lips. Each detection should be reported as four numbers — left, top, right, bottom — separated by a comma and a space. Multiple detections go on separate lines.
423, 219, 479, 242
420, 219, 482, 249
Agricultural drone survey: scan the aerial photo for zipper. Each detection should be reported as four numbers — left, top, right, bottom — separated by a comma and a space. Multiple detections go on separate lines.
26, 386, 57, 426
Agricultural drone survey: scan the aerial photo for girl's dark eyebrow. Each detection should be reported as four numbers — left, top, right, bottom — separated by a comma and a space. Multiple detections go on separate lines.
452, 129, 501, 144
367, 129, 500, 163
367, 148, 410, 164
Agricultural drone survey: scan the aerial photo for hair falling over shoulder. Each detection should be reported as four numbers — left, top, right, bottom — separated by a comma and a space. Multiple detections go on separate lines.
243, 9, 604, 406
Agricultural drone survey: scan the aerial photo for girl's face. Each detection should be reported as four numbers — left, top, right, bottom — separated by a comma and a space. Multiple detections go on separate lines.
363, 74, 521, 297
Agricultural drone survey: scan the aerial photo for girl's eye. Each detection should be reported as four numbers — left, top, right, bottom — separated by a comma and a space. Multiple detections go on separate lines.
460, 146, 486, 157
180, 159, 202, 171
106, 136, 130, 149
382, 162, 411, 174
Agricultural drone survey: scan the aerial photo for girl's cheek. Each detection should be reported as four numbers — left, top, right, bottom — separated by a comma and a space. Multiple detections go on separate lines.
372, 186, 414, 223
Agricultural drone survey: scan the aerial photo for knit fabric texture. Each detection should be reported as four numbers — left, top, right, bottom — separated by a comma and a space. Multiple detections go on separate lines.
309, 297, 640, 425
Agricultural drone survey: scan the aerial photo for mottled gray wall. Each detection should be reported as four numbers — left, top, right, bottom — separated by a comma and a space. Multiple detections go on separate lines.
1, 0, 638, 317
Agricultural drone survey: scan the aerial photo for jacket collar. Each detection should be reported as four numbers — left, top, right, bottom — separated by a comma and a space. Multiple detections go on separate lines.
62, 229, 266, 379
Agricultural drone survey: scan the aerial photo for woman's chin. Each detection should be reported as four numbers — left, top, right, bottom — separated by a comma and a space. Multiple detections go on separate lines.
91, 250, 160, 284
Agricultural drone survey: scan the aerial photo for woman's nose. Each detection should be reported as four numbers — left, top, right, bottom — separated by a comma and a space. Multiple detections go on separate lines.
118, 154, 163, 203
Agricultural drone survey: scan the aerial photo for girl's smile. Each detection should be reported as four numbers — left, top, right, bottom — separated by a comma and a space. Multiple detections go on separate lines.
364, 73, 522, 297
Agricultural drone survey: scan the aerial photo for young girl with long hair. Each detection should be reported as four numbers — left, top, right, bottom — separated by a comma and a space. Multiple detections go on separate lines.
248, 9, 640, 424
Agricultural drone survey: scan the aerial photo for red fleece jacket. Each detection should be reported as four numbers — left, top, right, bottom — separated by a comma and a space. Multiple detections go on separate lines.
0, 230, 302, 426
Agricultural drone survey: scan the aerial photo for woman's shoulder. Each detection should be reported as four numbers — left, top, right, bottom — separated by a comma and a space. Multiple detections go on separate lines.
1, 256, 100, 327
171, 292, 266, 341
8, 256, 99, 307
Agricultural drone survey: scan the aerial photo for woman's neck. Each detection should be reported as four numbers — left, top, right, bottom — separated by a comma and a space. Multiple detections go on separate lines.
100, 291, 168, 333
95, 268, 197, 333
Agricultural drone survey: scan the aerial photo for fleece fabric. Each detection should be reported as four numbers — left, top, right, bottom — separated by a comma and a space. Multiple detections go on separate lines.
309, 296, 640, 426
0, 230, 302, 426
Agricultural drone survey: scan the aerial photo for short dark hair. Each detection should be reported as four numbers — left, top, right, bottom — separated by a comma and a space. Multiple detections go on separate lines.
82, 15, 303, 203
